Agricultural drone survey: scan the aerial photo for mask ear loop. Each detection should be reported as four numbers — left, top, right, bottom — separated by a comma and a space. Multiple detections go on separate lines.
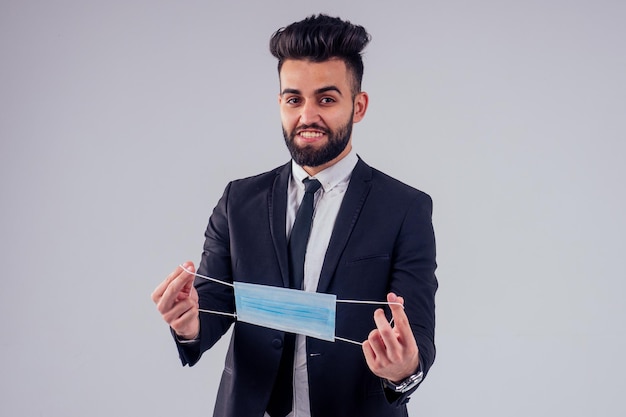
180, 265, 406, 346
179, 265, 237, 318
334, 299, 405, 345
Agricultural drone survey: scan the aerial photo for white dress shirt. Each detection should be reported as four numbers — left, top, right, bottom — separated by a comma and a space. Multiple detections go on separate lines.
179, 150, 359, 417
265, 149, 358, 417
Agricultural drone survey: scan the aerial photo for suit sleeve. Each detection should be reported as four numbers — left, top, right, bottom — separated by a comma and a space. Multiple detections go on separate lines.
386, 192, 438, 405
175, 183, 237, 366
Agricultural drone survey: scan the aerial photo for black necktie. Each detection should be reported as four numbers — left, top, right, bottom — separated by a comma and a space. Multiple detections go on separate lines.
288, 178, 322, 290
266, 178, 321, 417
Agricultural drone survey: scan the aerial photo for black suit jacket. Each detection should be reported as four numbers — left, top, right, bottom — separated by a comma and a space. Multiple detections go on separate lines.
175, 158, 437, 417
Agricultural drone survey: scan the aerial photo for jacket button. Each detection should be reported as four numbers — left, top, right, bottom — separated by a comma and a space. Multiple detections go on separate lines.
272, 338, 283, 349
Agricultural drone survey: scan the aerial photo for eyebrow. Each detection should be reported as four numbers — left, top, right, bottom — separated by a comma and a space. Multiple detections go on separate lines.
280, 85, 343, 97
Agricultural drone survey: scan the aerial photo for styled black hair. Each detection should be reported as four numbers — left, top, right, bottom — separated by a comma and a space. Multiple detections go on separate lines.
269, 14, 371, 95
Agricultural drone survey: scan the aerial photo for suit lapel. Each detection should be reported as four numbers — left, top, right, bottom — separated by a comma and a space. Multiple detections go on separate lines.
316, 159, 372, 294
269, 162, 291, 288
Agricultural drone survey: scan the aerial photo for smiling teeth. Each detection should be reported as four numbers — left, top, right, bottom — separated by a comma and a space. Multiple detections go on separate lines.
300, 131, 323, 138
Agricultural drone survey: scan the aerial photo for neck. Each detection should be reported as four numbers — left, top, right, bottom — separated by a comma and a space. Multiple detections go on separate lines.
302, 143, 352, 176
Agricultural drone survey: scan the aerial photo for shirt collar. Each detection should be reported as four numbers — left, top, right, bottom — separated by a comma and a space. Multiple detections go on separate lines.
291, 149, 358, 192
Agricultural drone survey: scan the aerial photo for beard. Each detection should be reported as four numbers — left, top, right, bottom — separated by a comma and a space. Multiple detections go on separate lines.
283, 114, 353, 167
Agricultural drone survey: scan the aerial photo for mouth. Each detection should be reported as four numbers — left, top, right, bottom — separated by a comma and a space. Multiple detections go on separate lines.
296, 129, 327, 143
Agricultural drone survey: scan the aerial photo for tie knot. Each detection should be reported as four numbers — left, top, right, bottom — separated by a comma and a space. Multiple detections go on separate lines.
303, 178, 321, 194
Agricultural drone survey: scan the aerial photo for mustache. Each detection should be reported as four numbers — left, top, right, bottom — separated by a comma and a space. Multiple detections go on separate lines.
295, 124, 330, 135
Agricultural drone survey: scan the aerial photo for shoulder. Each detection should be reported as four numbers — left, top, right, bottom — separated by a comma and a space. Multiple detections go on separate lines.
356, 158, 432, 208
225, 162, 289, 191
218, 162, 290, 206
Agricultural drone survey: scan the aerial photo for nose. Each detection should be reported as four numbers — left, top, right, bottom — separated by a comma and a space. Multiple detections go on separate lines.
299, 101, 321, 125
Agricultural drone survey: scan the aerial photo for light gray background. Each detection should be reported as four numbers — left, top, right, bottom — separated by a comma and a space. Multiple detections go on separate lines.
1, 0, 625, 416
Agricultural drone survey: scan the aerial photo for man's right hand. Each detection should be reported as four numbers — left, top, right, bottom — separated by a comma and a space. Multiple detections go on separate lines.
151, 262, 200, 340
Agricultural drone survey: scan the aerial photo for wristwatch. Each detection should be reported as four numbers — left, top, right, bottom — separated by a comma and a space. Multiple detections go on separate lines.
382, 371, 424, 393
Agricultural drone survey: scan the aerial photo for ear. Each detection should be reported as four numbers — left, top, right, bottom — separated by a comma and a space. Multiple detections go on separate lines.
352, 91, 369, 123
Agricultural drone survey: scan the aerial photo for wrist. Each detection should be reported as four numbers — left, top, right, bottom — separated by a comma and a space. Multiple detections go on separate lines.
173, 327, 199, 343
383, 364, 423, 393
383, 371, 423, 393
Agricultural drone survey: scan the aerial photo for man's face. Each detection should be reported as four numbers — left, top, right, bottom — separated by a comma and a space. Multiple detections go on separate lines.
279, 58, 368, 174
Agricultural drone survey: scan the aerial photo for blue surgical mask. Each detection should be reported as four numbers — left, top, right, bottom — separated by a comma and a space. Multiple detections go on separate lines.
181, 266, 400, 345
234, 281, 336, 341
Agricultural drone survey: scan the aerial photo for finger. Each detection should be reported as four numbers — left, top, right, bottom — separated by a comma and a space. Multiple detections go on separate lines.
176, 278, 194, 301
363, 330, 389, 377
386, 293, 420, 366
374, 308, 397, 350
170, 302, 200, 339
158, 264, 196, 311
180, 261, 196, 276
151, 261, 195, 303
161, 271, 195, 309
374, 293, 411, 360
151, 267, 181, 303
387, 292, 413, 342
178, 262, 196, 276
362, 339, 376, 368
367, 326, 385, 348
177, 262, 197, 300
372, 307, 392, 333
162, 296, 197, 324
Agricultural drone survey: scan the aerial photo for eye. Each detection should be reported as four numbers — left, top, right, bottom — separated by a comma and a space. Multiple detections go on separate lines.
320, 97, 336, 104
285, 96, 301, 105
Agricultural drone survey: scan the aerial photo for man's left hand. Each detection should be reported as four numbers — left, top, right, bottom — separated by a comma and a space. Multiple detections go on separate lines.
362, 292, 420, 383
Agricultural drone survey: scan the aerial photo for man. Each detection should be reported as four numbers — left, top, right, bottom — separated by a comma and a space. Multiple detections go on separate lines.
152, 14, 437, 417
